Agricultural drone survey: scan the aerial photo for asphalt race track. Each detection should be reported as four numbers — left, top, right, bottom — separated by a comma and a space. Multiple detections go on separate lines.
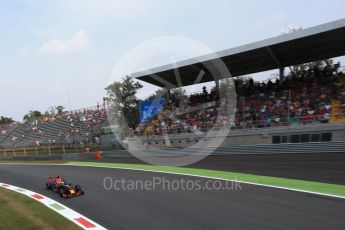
97, 152, 345, 185
0, 164, 344, 229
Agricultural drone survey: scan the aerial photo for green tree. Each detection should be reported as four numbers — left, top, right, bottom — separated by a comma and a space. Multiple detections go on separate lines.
288, 59, 332, 77
170, 88, 187, 98
0, 116, 14, 125
148, 88, 169, 100
219, 77, 236, 93
46, 106, 65, 116
105, 76, 143, 128
148, 87, 187, 100
23, 110, 42, 121
55, 106, 65, 115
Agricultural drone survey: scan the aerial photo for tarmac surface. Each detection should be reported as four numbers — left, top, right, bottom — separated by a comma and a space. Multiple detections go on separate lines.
98, 152, 345, 185
193, 153, 345, 185
0, 164, 344, 229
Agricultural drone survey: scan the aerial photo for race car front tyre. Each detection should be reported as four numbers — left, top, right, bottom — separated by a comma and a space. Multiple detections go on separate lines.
46, 182, 51, 190
60, 188, 67, 197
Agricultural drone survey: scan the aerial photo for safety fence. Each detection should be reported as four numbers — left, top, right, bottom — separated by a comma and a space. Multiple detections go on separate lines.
129, 113, 345, 137
0, 145, 100, 158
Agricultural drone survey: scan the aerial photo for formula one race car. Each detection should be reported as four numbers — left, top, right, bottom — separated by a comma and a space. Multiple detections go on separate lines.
46, 176, 84, 198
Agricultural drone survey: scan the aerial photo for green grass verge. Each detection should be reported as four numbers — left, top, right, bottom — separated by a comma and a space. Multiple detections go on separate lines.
66, 161, 345, 198
0, 188, 80, 230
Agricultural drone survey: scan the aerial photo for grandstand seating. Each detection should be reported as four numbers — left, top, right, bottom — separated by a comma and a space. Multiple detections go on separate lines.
0, 108, 107, 148
131, 63, 345, 137
1, 63, 344, 148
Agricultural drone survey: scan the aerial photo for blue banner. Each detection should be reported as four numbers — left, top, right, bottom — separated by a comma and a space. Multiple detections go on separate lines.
140, 97, 165, 123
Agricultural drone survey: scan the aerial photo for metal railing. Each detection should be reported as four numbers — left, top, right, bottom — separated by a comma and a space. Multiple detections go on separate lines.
0, 144, 100, 159
129, 113, 345, 138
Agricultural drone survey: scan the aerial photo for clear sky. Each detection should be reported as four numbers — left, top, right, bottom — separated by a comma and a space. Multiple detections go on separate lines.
1, 0, 345, 120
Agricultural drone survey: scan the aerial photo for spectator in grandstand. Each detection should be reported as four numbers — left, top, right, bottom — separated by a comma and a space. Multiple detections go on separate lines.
132, 62, 344, 136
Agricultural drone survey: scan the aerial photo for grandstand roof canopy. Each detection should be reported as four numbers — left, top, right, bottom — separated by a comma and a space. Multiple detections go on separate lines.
132, 18, 345, 88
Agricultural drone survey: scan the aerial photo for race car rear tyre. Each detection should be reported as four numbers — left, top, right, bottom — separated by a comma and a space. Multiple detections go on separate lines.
75, 185, 82, 192
46, 182, 51, 190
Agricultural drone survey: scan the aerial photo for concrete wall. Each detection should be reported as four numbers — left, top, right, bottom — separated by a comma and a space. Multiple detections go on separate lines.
127, 123, 345, 150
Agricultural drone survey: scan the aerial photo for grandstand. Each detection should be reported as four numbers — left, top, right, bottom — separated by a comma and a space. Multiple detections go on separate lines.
130, 66, 344, 133
0, 106, 108, 151
126, 68, 345, 151
1, 18, 345, 157
127, 18, 345, 152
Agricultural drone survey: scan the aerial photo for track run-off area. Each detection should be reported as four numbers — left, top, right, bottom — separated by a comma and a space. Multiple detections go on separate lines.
0, 162, 344, 230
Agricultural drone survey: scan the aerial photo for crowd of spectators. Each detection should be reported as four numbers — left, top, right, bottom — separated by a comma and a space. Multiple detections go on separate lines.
1, 63, 345, 143
130, 62, 345, 136
235, 62, 345, 129
0, 106, 107, 147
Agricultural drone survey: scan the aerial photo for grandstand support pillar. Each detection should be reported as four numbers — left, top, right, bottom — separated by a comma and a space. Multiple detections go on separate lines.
242, 97, 245, 130
215, 79, 220, 96
167, 88, 171, 97
23, 148, 26, 156
287, 90, 291, 128
48, 146, 51, 155
13, 149, 16, 157
62, 145, 66, 154
279, 67, 285, 83
266, 46, 284, 83
35, 146, 38, 156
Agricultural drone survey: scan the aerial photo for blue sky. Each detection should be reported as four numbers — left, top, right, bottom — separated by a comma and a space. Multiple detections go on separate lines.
1, 0, 345, 120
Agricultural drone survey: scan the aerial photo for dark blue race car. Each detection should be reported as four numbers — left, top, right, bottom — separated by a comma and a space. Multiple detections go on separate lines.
46, 176, 84, 198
